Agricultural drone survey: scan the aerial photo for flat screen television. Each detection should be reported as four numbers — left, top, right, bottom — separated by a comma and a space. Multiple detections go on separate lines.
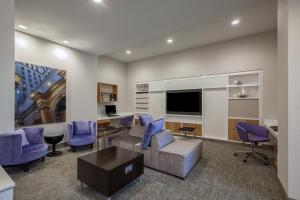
166, 90, 202, 115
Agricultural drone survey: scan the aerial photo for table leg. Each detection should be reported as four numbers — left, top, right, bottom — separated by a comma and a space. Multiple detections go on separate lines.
96, 136, 99, 150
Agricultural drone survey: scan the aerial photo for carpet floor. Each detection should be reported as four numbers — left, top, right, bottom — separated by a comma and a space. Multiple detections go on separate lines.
6, 139, 287, 200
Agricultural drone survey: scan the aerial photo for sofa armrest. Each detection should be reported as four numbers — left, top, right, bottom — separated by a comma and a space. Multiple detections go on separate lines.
23, 127, 44, 144
0, 134, 22, 163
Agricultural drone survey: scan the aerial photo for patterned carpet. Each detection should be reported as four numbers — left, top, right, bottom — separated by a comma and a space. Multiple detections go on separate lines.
6, 139, 287, 200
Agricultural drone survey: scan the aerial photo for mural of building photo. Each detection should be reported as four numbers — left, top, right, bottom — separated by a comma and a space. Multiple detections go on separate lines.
15, 62, 66, 127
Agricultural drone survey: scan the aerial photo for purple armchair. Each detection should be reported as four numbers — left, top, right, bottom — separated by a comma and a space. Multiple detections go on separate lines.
234, 122, 270, 165
0, 127, 48, 171
67, 121, 96, 152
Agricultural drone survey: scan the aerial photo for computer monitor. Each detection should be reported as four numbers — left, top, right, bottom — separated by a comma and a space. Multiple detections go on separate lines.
105, 105, 117, 115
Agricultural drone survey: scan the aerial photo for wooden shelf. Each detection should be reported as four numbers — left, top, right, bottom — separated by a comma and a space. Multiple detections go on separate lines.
228, 97, 259, 100
228, 84, 259, 88
97, 82, 118, 103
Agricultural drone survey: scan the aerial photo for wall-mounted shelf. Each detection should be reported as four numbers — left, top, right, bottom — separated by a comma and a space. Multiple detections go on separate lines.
135, 83, 150, 114
228, 84, 259, 88
228, 97, 259, 100
97, 82, 118, 103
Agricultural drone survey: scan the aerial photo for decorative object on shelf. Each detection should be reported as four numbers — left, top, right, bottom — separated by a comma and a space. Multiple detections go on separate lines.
97, 82, 118, 102
235, 88, 247, 98
15, 61, 66, 127
233, 80, 242, 85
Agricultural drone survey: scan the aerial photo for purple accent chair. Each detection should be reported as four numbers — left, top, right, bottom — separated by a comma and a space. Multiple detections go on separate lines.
0, 127, 48, 171
67, 121, 96, 152
234, 122, 270, 165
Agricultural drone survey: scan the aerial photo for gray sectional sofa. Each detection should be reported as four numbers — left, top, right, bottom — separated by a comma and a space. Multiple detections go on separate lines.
106, 125, 203, 179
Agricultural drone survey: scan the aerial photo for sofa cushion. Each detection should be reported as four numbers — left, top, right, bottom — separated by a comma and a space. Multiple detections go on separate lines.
74, 121, 90, 135
19, 143, 48, 164
139, 115, 153, 127
158, 139, 203, 178
15, 129, 30, 147
129, 125, 146, 138
67, 133, 96, 146
151, 130, 174, 151
141, 118, 165, 149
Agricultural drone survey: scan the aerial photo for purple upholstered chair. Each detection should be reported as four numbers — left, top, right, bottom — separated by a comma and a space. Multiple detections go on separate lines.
234, 122, 270, 165
67, 121, 96, 152
0, 127, 48, 171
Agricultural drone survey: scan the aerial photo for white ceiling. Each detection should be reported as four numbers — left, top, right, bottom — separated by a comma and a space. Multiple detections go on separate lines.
15, 0, 277, 63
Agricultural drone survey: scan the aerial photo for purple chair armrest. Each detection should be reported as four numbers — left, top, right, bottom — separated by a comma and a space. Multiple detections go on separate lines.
0, 134, 22, 162
89, 121, 96, 136
23, 127, 44, 144
67, 123, 74, 141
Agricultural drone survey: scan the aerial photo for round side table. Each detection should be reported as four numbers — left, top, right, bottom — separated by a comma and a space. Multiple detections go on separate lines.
44, 133, 64, 157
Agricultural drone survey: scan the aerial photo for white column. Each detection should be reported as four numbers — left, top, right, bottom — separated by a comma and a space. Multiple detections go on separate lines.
0, 0, 15, 133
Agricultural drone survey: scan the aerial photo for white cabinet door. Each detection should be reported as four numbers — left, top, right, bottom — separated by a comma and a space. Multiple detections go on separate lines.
149, 92, 165, 120
203, 88, 228, 140
149, 81, 164, 92
202, 76, 228, 89
181, 77, 203, 90
165, 79, 182, 91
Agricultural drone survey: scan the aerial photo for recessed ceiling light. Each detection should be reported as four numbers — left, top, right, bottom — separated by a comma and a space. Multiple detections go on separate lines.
63, 40, 70, 44
231, 19, 240, 26
167, 38, 174, 44
126, 50, 132, 55
94, 0, 103, 3
18, 25, 28, 30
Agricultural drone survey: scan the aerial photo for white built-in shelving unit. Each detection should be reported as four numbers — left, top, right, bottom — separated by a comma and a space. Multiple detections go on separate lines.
134, 70, 262, 142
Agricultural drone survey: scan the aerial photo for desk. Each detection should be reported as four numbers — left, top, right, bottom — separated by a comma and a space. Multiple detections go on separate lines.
0, 166, 15, 200
264, 119, 278, 166
97, 112, 134, 128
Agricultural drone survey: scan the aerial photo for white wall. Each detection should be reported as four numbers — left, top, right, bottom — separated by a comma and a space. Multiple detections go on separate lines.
278, 1, 300, 199
127, 31, 277, 120
287, 0, 300, 199
0, 0, 14, 133
15, 31, 98, 134
97, 56, 128, 114
277, 0, 289, 195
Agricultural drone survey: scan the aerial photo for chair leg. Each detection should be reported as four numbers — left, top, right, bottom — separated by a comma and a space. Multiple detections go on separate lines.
41, 156, 45, 162
234, 143, 269, 165
90, 144, 94, 149
22, 163, 30, 172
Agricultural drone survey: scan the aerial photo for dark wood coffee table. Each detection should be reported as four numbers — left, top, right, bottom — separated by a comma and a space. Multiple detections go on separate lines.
77, 146, 144, 200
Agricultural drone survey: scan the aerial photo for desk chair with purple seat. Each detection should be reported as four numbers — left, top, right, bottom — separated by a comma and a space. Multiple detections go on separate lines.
67, 121, 96, 152
119, 115, 134, 129
234, 122, 270, 165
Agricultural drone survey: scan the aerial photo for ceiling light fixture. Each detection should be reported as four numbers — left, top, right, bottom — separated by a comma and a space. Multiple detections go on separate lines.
63, 40, 70, 44
167, 38, 174, 44
126, 50, 132, 55
231, 19, 240, 26
94, 0, 103, 3
18, 25, 28, 30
